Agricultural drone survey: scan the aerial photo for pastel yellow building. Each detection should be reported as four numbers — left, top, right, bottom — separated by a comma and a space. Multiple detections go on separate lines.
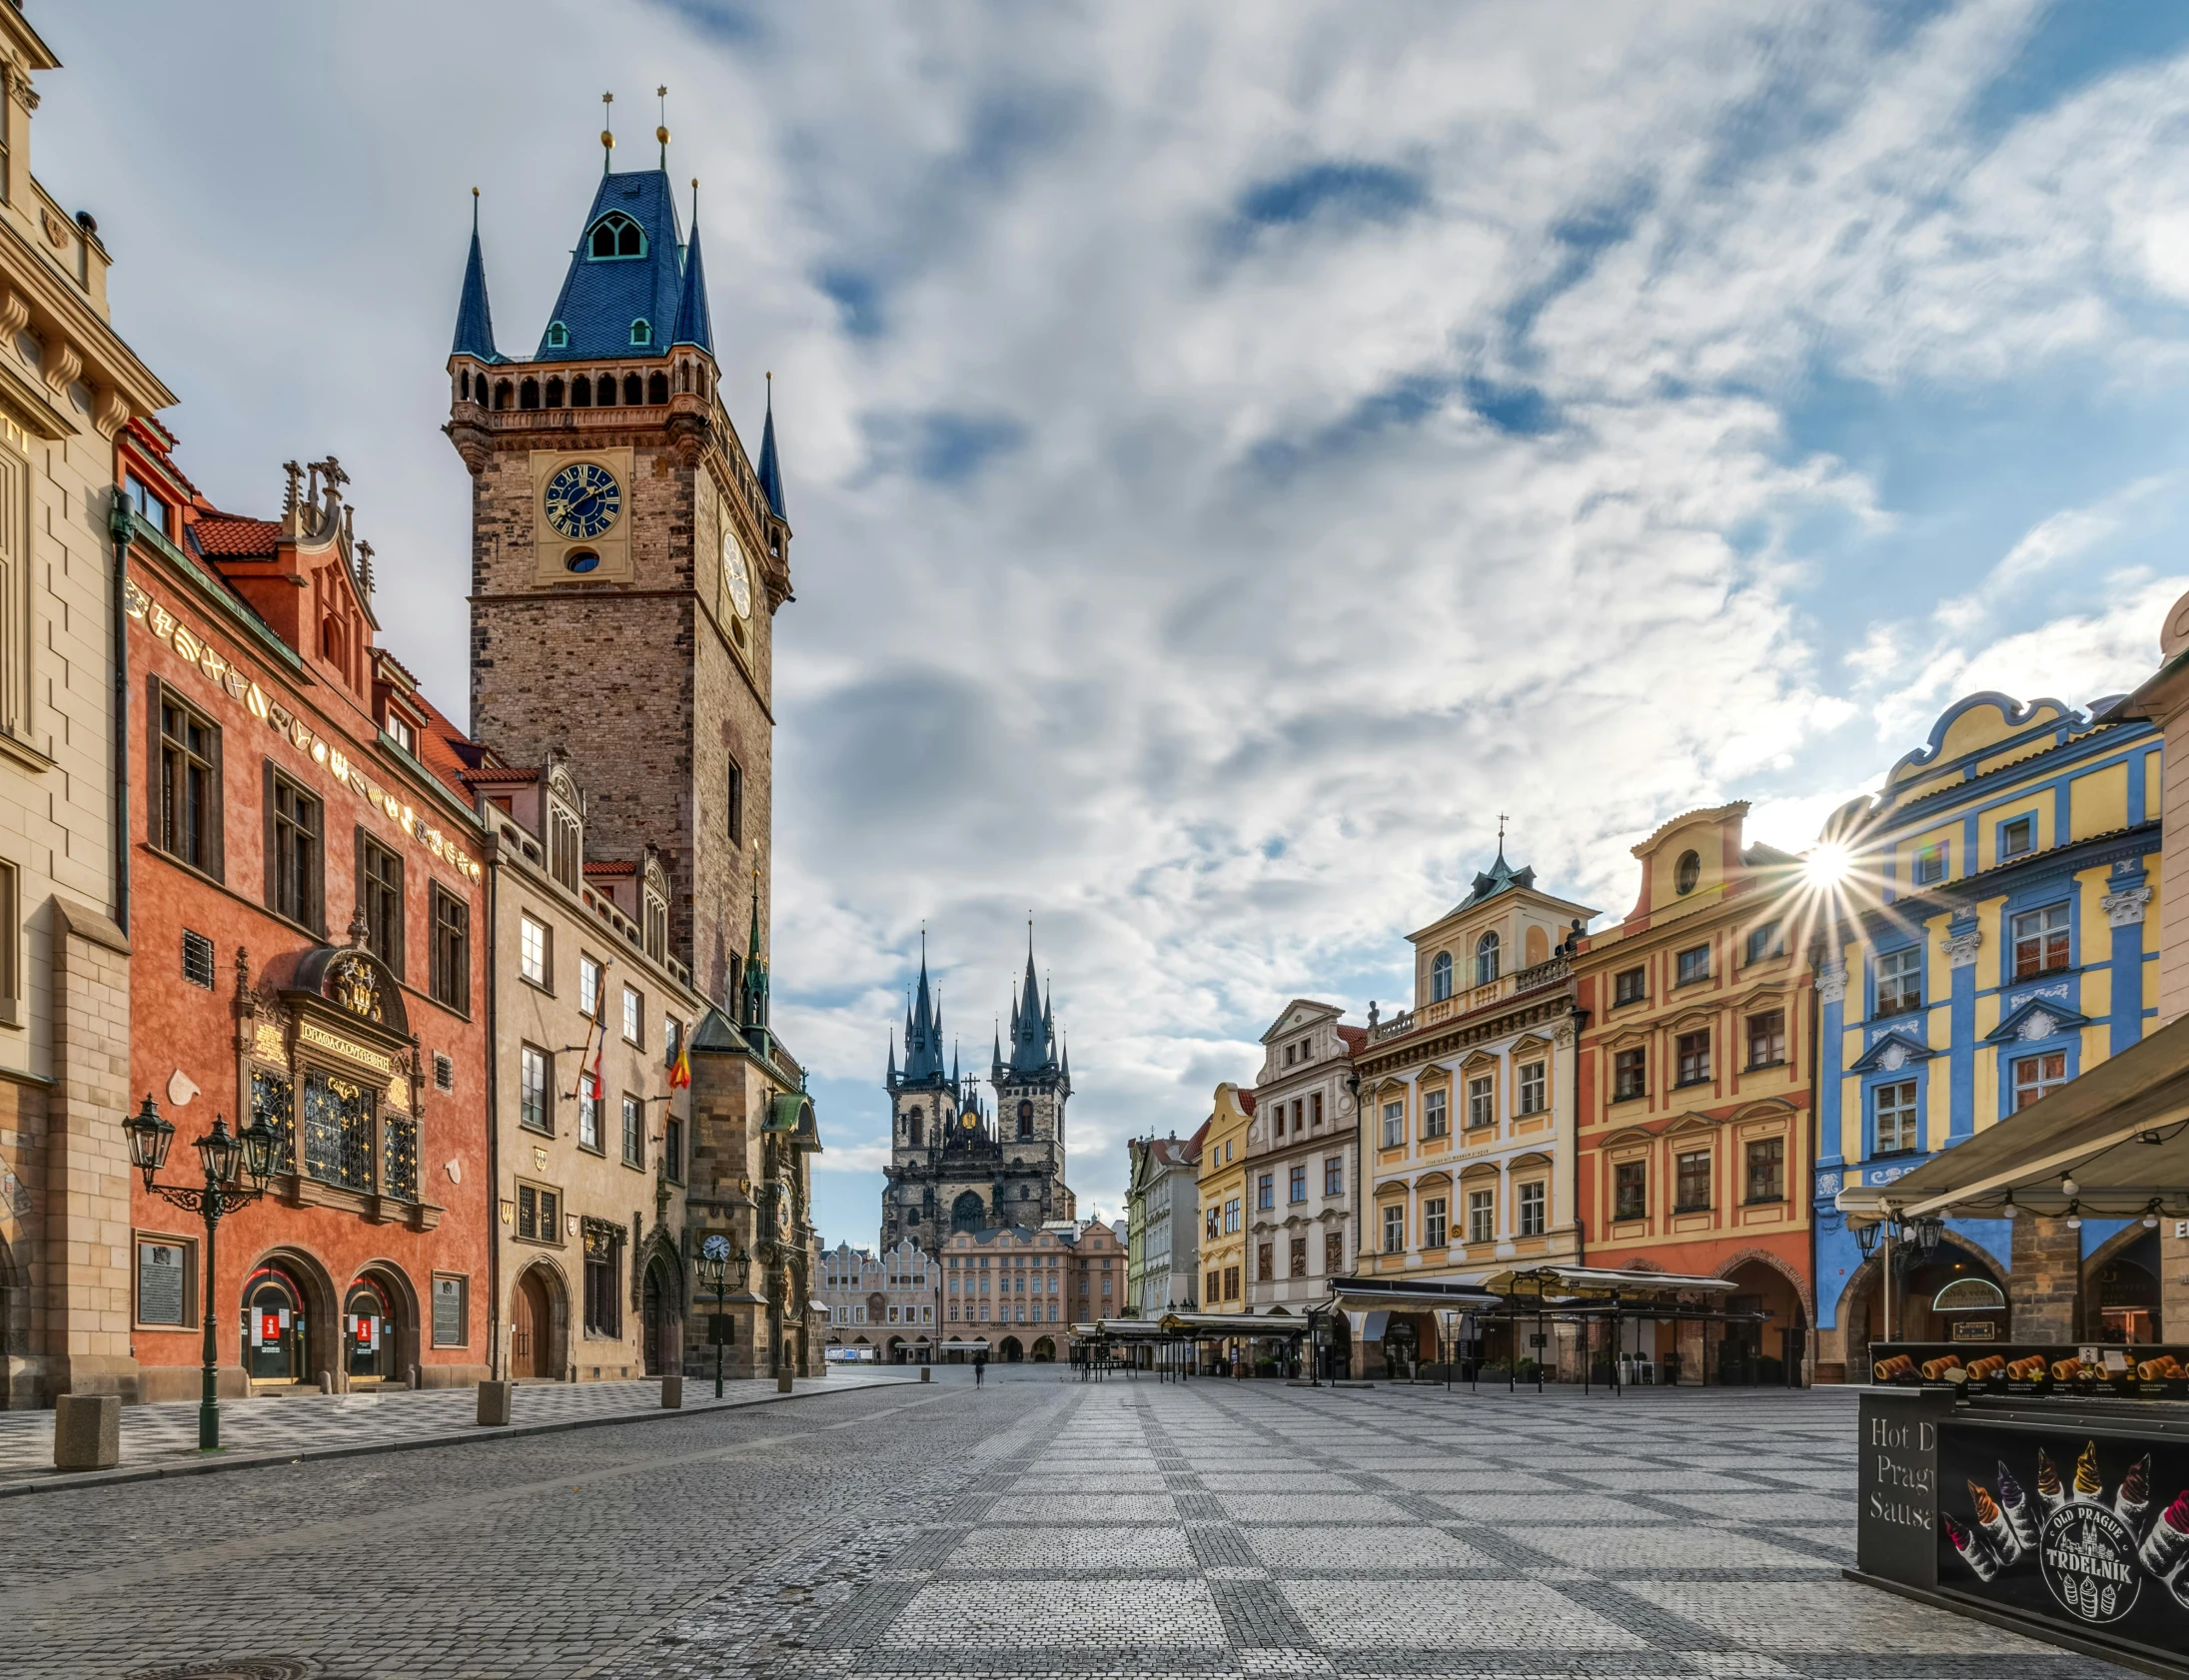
1194, 1084, 1253, 1314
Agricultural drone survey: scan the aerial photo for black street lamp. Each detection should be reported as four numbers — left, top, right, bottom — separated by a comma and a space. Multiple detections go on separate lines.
695, 1233, 752, 1398
124, 1096, 279, 1450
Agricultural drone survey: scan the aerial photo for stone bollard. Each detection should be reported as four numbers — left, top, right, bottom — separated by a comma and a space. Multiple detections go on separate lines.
477, 1379, 513, 1426
660, 1374, 682, 1408
919, 1365, 931, 1382
53, 1393, 120, 1471
317, 1370, 335, 1394
776, 1368, 794, 1394
408, 1365, 422, 1390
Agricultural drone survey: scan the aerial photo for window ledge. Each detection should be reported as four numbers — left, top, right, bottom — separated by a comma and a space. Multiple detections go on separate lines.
520, 974, 554, 996
1672, 1204, 1712, 1216
1746, 1059, 1787, 1072
1673, 975, 1712, 988
1743, 1195, 1786, 1207
1673, 1076, 1713, 1089
1612, 1091, 1648, 1105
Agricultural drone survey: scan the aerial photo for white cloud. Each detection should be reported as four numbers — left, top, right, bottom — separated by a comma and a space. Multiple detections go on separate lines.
35, 1, 2189, 1242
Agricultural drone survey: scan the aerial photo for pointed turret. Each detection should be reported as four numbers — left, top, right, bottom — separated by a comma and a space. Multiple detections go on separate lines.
452, 191, 501, 363
536, 168, 686, 362
1009, 928, 1052, 1075
756, 376, 786, 519
904, 934, 947, 1085
886, 1030, 898, 1091
670, 183, 715, 354
738, 873, 769, 1034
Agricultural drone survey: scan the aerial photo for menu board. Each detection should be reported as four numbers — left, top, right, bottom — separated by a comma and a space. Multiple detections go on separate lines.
1937, 1417, 2189, 1661
137, 1241, 187, 1325
1869, 1341, 2189, 1400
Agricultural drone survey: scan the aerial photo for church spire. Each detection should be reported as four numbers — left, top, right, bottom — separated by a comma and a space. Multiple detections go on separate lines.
670, 179, 715, 355
451, 190, 501, 363
756, 373, 786, 519
1009, 921, 1052, 1075
738, 869, 768, 1033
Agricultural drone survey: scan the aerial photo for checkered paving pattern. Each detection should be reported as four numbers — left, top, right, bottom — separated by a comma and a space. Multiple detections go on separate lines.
611, 1374, 2132, 1680
0, 1369, 2140, 1679
0, 1371, 907, 1485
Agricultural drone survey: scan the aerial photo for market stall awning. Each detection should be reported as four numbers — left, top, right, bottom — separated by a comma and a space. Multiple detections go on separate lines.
938, 1338, 991, 1350
1070, 1317, 1177, 1341
1477, 1265, 1738, 1299
1834, 1012, 2189, 1221
1156, 1310, 1312, 1336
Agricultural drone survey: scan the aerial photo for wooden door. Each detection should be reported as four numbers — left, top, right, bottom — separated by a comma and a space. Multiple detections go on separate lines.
513, 1271, 545, 1377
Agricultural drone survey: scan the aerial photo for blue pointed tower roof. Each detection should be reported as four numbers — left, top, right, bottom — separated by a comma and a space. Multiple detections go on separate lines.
670, 185, 714, 354
1008, 931, 1051, 1075
452, 192, 502, 363
536, 169, 688, 362
756, 377, 786, 519
904, 936, 947, 1084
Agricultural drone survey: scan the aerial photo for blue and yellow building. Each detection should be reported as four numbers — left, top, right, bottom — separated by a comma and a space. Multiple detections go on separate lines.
1811, 693, 2160, 1378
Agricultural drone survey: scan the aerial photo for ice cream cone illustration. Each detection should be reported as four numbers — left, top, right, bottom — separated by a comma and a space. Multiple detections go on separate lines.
2036, 1450, 2067, 1515
1996, 1461, 2038, 1554
1969, 1480, 2021, 1565
2139, 1491, 2189, 1579
2114, 1454, 2152, 1532
2073, 1441, 2103, 1503
1944, 1512, 2000, 1582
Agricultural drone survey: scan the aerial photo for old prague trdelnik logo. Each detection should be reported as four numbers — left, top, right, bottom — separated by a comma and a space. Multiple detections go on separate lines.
1946, 1440, 2189, 1625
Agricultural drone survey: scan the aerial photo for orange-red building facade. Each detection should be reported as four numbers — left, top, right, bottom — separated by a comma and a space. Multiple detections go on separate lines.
1571, 802, 1816, 1383
119, 425, 492, 1399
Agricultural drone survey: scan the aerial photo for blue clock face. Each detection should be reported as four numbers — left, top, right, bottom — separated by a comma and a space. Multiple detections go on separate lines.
545, 460, 621, 539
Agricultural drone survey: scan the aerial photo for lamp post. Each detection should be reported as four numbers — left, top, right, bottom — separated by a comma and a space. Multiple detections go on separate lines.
123, 1096, 279, 1450
696, 1233, 751, 1399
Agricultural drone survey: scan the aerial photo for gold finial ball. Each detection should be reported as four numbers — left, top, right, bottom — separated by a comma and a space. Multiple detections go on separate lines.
657, 126, 670, 145
601, 130, 615, 149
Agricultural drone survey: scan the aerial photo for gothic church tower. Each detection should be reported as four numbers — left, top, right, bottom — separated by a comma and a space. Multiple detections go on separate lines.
446, 132, 788, 1002
880, 934, 1075, 1254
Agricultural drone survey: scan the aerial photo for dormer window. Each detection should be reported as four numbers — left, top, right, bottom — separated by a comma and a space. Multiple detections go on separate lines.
629, 319, 652, 347
547, 321, 569, 350
587, 213, 645, 260
548, 801, 581, 892
386, 712, 416, 754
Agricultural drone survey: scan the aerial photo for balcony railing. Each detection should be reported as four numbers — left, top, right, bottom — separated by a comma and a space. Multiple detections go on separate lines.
1367, 955, 1571, 1044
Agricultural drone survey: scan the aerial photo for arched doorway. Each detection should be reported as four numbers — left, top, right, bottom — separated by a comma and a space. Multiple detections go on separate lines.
2094, 1231, 2163, 1343
242, 1261, 312, 1385
1718, 1257, 1809, 1385
1842, 1237, 2007, 1371
641, 1255, 680, 1375
344, 1274, 396, 1383
1000, 1335, 1023, 1362
1031, 1335, 1056, 1362
512, 1264, 566, 1379
886, 1335, 904, 1363
1382, 1315, 1420, 1379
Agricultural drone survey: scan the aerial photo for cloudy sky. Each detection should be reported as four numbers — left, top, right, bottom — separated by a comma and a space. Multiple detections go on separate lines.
38, 1, 2189, 1247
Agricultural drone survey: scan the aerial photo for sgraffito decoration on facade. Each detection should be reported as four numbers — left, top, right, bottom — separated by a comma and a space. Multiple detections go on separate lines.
125, 577, 484, 881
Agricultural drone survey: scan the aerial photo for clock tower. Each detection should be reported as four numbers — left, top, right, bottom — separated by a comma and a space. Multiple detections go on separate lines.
445, 156, 788, 1002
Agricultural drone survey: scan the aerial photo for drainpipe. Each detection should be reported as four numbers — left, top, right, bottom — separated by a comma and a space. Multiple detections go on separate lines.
1569, 1004, 1586, 1267
105, 488, 132, 934
484, 835, 503, 1380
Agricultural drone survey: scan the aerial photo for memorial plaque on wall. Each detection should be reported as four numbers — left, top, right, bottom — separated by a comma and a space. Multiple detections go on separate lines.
1857, 1388, 1949, 1588
1937, 1418, 2189, 1663
138, 1241, 186, 1326
432, 1275, 465, 1346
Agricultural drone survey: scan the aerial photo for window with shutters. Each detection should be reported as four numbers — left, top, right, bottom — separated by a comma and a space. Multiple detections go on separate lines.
155, 692, 221, 875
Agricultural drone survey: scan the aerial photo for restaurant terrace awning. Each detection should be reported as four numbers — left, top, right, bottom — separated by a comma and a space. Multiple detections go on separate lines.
937, 1338, 991, 1350
1324, 1276, 1500, 1312
1479, 1265, 1740, 1299
1156, 1310, 1312, 1336
1834, 1012, 2189, 1222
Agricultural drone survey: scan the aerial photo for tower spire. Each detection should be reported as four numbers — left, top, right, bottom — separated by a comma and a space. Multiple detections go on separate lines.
670, 178, 714, 353
451, 189, 500, 363
756, 372, 786, 519
656, 85, 670, 169
600, 91, 615, 174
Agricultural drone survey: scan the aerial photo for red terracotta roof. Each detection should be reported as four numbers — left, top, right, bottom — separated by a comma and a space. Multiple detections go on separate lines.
582, 860, 637, 879
1184, 1117, 1211, 1160
406, 689, 486, 803
191, 514, 281, 558
1238, 1090, 1256, 1115
1336, 1025, 1367, 1052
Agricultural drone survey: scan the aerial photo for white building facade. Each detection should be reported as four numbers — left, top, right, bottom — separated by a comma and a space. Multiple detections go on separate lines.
1126, 1126, 1206, 1315
818, 1238, 938, 1363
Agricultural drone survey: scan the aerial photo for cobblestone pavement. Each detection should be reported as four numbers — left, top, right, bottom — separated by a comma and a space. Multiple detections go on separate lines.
1, 1368, 2134, 1680
0, 1372, 912, 1488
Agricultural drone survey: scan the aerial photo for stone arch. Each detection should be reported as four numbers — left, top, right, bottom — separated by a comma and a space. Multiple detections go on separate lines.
2085, 1224, 2165, 1341
244, 1243, 341, 1383
349, 1258, 421, 1386
640, 1233, 683, 1376
510, 1256, 572, 1380
1713, 1246, 1814, 1321
0, 1232, 22, 1385
1835, 1234, 2007, 1376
